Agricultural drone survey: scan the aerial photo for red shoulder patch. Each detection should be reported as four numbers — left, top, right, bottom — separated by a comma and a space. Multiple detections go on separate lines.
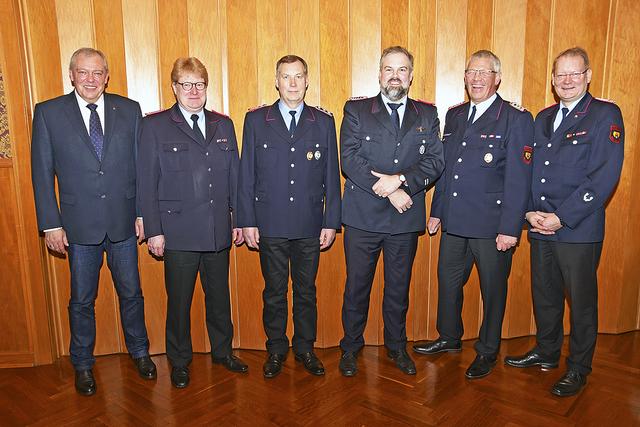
144, 108, 167, 117
610, 125, 622, 143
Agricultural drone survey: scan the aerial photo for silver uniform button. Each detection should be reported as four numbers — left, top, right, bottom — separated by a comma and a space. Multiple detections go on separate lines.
100, 194, 106, 199
462, 142, 466, 146
544, 160, 550, 165
496, 200, 501, 204
365, 136, 371, 141
291, 147, 295, 152
210, 200, 213, 204
206, 152, 209, 156
547, 143, 552, 148
173, 147, 178, 152
489, 144, 493, 148
209, 184, 212, 188
540, 196, 546, 201
453, 192, 457, 197
541, 178, 546, 183
316, 144, 319, 148
394, 159, 398, 164
290, 163, 295, 168
290, 180, 294, 184
573, 140, 578, 145
208, 167, 211, 172
263, 144, 267, 148
454, 175, 459, 179
289, 197, 294, 201
457, 158, 462, 163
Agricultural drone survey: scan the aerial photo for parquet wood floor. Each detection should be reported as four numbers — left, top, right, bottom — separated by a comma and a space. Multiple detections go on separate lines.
0, 333, 638, 426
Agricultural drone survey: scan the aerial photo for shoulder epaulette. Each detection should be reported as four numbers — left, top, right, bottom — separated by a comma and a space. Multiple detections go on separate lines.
348, 96, 368, 101
596, 97, 617, 105
208, 108, 230, 119
509, 101, 527, 112
448, 101, 466, 110
415, 99, 435, 106
145, 108, 168, 117
312, 105, 333, 117
540, 103, 558, 112
247, 104, 268, 112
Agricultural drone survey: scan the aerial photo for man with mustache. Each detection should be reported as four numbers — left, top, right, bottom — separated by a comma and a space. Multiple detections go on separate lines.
413, 50, 534, 380
338, 46, 444, 377
504, 47, 624, 397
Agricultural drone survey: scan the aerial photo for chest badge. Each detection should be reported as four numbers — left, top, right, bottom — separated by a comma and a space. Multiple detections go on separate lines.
419, 145, 426, 155
523, 146, 533, 164
307, 151, 314, 160
484, 153, 493, 163
314, 150, 322, 160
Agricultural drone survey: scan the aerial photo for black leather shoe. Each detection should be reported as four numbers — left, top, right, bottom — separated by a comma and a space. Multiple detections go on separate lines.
551, 370, 587, 397
75, 369, 96, 396
133, 355, 157, 379
171, 367, 189, 388
388, 349, 417, 375
294, 352, 325, 376
339, 351, 358, 377
213, 354, 248, 373
263, 353, 286, 378
413, 339, 462, 355
465, 354, 497, 379
504, 350, 559, 370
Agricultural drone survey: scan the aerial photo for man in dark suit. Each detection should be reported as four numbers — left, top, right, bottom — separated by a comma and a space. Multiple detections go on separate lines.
504, 47, 624, 397
339, 46, 444, 377
412, 50, 534, 379
237, 55, 341, 378
31, 47, 156, 396
138, 57, 248, 388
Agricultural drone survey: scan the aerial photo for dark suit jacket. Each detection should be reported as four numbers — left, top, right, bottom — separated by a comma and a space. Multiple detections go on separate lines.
237, 101, 341, 239
138, 103, 239, 252
431, 95, 534, 239
529, 92, 624, 243
340, 94, 444, 234
31, 91, 142, 244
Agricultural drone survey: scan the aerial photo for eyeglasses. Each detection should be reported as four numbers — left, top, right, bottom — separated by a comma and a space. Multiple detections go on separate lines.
464, 69, 498, 78
175, 81, 207, 91
553, 69, 589, 81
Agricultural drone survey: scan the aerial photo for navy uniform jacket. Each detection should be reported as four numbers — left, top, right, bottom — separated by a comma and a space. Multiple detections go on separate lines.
340, 94, 444, 234
138, 103, 239, 252
431, 95, 534, 239
31, 92, 141, 244
529, 93, 624, 243
237, 101, 341, 238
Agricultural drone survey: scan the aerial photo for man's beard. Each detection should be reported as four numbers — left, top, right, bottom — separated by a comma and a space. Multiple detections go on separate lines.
381, 80, 409, 101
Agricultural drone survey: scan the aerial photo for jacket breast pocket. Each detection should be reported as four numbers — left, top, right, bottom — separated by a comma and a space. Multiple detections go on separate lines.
216, 141, 235, 170
557, 136, 591, 168
256, 142, 278, 170
160, 142, 189, 171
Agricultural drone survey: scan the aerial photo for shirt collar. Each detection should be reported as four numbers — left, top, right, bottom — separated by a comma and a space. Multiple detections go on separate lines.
278, 100, 304, 118
75, 90, 104, 109
560, 93, 587, 114
380, 93, 408, 111
178, 104, 204, 123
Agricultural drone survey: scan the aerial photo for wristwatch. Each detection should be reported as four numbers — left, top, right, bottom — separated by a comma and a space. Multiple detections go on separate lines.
398, 174, 407, 185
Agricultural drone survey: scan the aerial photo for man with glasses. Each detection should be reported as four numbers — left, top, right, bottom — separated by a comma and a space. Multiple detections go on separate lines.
138, 57, 247, 388
31, 47, 156, 396
237, 55, 341, 378
413, 50, 533, 380
504, 47, 624, 397
339, 46, 444, 377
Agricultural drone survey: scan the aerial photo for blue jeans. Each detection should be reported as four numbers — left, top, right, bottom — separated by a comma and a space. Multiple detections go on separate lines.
68, 235, 149, 370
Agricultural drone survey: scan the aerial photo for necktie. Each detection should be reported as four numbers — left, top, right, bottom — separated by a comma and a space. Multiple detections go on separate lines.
86, 104, 103, 160
387, 102, 402, 130
289, 110, 297, 137
191, 114, 205, 143
553, 107, 569, 132
468, 105, 477, 124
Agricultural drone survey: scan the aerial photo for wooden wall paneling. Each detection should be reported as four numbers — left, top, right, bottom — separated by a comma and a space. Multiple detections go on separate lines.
407, 0, 439, 340
318, 0, 349, 346
350, 0, 383, 344
466, 0, 493, 60
381, 0, 408, 49
601, 0, 640, 332
93, 0, 128, 96
188, 0, 224, 111
227, 0, 265, 350
491, 0, 532, 337
121, 0, 160, 115
0, 0, 54, 365
289, 0, 320, 106
157, 0, 189, 109
256, 0, 287, 105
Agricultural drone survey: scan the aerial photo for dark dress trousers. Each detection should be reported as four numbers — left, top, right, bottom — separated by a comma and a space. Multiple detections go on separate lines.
237, 101, 341, 354
339, 94, 444, 353
528, 93, 624, 375
430, 95, 534, 356
31, 91, 149, 370
138, 104, 239, 367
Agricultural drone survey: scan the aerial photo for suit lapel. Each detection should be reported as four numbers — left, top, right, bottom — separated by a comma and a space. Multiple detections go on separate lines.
291, 104, 315, 142
169, 104, 203, 146
204, 110, 220, 144
265, 101, 292, 141
371, 94, 397, 135
63, 92, 101, 162
465, 95, 502, 137
102, 94, 117, 160
398, 99, 418, 140
553, 93, 593, 140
